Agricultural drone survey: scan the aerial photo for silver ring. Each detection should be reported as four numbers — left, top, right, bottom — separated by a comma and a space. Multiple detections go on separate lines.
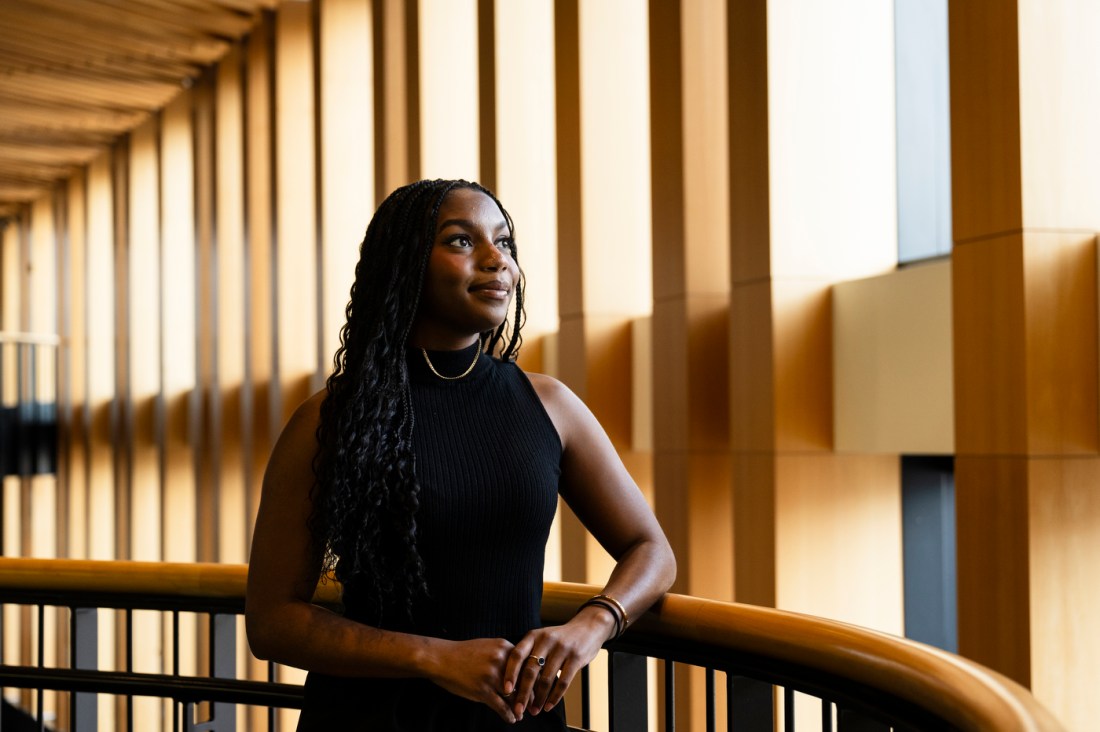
528, 655, 546, 667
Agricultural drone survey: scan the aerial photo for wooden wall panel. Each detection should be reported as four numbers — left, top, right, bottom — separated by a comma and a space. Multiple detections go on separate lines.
954, 456, 1031, 685
1017, 0, 1100, 231
952, 235, 1028, 455
377, 0, 418, 194
1021, 232, 1098, 454
65, 173, 89, 561
495, 0, 558, 359
319, 0, 374, 376
418, 0, 478, 180
950, 6, 1100, 726
947, 0, 1023, 242
214, 50, 248, 566
127, 119, 161, 565
245, 17, 275, 554
274, 2, 319, 425
834, 260, 954, 455
1027, 457, 1100, 732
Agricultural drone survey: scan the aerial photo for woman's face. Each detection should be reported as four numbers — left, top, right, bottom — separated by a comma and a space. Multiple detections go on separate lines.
411, 187, 519, 349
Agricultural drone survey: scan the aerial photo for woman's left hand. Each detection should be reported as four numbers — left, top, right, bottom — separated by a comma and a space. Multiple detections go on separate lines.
502, 606, 617, 720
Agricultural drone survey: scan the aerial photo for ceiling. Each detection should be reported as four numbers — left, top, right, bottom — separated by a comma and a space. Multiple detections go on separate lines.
0, 0, 275, 222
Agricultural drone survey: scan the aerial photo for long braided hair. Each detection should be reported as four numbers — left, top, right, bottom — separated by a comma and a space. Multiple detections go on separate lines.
309, 179, 525, 621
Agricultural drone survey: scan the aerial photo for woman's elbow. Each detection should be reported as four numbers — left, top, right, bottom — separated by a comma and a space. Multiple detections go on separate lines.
244, 601, 280, 662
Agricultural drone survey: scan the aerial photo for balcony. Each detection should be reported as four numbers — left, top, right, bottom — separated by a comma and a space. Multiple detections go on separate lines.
0, 557, 1063, 732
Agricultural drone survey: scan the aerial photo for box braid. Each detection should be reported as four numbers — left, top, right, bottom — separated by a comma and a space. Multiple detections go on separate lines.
309, 179, 525, 623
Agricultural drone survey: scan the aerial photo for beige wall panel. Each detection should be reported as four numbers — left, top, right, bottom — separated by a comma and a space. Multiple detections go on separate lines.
952, 235, 1029, 455
772, 279, 832, 452
215, 50, 248, 564
729, 280, 774, 453
727, 0, 770, 286
320, 0, 374, 374
686, 451, 732, 602
578, 314, 633, 449
1018, 0, 1100, 231
29, 197, 56, 335
766, 0, 897, 281
66, 174, 88, 559
680, 0, 728, 298
127, 119, 162, 564
775, 453, 902, 634
85, 153, 115, 562
246, 20, 275, 544
651, 300, 689, 453
553, 0, 582, 321
1022, 231, 1098, 455
579, 0, 651, 318
417, 0, 478, 180
1, 224, 18, 328
1027, 456, 1100, 731
954, 455, 1031, 687
275, 2, 318, 421
947, 0, 1023, 242
833, 260, 954, 454
731, 453, 775, 606
380, 0, 415, 192
161, 94, 197, 567
630, 317, 652, 453
495, 0, 559, 341
194, 78, 217, 566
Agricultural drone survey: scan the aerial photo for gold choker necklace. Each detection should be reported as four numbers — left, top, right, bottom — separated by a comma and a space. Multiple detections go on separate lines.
420, 344, 481, 380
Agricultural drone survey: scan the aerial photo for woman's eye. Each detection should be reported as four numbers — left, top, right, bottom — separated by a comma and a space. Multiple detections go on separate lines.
497, 238, 515, 254
448, 235, 473, 248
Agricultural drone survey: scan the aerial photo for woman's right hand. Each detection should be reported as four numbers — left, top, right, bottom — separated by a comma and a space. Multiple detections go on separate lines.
423, 637, 520, 723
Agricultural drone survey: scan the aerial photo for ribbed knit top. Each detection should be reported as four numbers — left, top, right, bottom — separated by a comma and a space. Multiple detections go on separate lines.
343, 341, 562, 643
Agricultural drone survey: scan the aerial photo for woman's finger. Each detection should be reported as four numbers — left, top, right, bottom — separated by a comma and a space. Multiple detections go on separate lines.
502, 636, 536, 695
542, 659, 582, 711
511, 651, 547, 716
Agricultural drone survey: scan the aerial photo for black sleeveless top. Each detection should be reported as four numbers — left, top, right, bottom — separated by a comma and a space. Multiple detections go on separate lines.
298, 343, 568, 731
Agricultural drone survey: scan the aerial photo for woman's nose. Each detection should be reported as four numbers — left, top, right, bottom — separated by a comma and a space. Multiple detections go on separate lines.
479, 243, 504, 270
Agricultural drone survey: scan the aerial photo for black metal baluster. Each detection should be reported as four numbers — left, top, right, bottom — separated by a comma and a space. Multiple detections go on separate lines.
36, 603, 44, 731
209, 611, 236, 731
728, 676, 772, 731
126, 609, 134, 732
784, 687, 795, 732
822, 698, 834, 732
705, 667, 715, 732
580, 664, 589, 731
664, 660, 674, 732
173, 610, 180, 732
70, 606, 98, 731
608, 651, 647, 732
268, 661, 276, 731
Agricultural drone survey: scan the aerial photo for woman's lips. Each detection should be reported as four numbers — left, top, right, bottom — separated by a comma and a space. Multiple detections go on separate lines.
470, 281, 511, 299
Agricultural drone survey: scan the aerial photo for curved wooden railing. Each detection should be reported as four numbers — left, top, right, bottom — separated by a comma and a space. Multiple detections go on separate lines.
0, 557, 1065, 731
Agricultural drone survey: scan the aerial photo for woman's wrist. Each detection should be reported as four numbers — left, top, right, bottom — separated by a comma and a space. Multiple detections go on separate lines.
571, 603, 619, 642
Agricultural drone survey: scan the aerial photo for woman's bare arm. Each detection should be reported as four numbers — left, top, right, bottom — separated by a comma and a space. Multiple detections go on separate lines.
502, 373, 677, 719
245, 391, 519, 723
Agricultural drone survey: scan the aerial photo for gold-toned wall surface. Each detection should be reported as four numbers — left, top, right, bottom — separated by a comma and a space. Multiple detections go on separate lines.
1, 0, 1098, 730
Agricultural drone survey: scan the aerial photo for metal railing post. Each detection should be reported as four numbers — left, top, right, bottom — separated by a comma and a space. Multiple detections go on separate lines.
70, 607, 98, 732
607, 650, 647, 732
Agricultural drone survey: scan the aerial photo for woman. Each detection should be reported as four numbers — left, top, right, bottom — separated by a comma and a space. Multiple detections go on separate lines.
246, 179, 675, 730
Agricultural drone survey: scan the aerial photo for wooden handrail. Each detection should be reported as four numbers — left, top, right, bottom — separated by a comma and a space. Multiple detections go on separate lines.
0, 557, 1064, 731
544, 585, 1064, 732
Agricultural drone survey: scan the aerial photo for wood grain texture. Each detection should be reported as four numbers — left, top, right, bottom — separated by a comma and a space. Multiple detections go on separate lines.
1022, 232, 1098, 454
954, 456, 1032, 687
952, 234, 1029, 455
1027, 457, 1100, 732
948, 0, 1024, 242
